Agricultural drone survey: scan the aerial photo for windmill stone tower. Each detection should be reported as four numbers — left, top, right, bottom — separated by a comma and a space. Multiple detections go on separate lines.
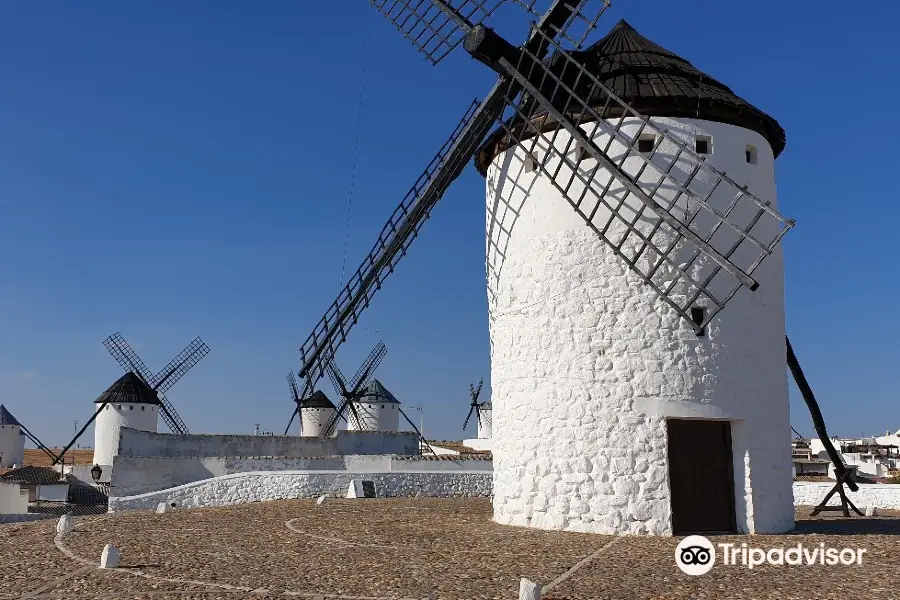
299, 390, 337, 437
93, 373, 161, 467
299, 2, 796, 536
347, 379, 401, 433
478, 20, 792, 535
0, 405, 25, 468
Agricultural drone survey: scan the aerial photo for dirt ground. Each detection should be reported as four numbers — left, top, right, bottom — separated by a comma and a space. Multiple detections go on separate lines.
1, 498, 897, 600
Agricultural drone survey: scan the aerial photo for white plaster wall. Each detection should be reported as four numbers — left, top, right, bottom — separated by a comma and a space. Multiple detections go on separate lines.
794, 482, 900, 510
93, 402, 159, 467
0, 424, 24, 468
477, 408, 493, 439
347, 402, 400, 432
809, 438, 836, 461
463, 438, 493, 452
487, 117, 792, 535
117, 427, 419, 459
108, 470, 492, 513
0, 482, 29, 514
300, 407, 336, 437
36, 484, 69, 502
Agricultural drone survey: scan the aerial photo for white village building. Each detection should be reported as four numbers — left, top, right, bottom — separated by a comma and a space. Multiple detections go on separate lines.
479, 20, 793, 535
0, 405, 25, 469
809, 436, 899, 479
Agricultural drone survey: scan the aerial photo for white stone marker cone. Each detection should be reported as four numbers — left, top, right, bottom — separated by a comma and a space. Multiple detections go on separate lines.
865, 505, 877, 517
519, 578, 540, 600
56, 514, 74, 535
316, 495, 327, 506
156, 501, 171, 514
100, 543, 120, 569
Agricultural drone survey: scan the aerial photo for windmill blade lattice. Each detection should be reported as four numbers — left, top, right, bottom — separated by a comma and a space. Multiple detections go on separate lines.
102, 332, 209, 435
320, 342, 389, 436
103, 333, 155, 386
284, 370, 313, 435
347, 341, 388, 391
484, 25, 794, 330
369, 0, 508, 65
297, 99, 499, 382
152, 338, 211, 394
399, 407, 436, 456
156, 393, 189, 436
462, 378, 484, 430
512, 0, 610, 50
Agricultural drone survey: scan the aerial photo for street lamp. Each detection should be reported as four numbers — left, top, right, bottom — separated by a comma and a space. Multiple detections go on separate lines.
90, 464, 102, 483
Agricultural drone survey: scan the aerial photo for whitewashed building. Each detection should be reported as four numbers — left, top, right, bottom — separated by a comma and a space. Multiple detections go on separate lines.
346, 379, 401, 433
479, 20, 793, 535
0, 405, 25, 469
300, 390, 337, 437
93, 372, 161, 469
810, 436, 899, 478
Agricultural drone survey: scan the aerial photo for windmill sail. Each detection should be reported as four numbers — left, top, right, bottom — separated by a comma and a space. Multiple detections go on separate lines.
475, 24, 794, 330
297, 99, 501, 383
298, 1, 599, 384
369, 0, 508, 65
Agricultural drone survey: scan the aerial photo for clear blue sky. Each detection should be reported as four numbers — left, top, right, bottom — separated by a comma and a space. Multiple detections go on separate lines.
1, 1, 898, 446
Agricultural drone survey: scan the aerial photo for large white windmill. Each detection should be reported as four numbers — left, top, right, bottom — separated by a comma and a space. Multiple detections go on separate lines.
289, 0, 834, 536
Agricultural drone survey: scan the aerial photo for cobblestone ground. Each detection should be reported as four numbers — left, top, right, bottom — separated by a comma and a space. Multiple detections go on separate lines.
2, 499, 898, 599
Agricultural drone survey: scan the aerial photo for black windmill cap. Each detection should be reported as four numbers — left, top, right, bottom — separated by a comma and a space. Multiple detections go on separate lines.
475, 19, 785, 174
94, 372, 161, 405
0, 404, 21, 426
301, 389, 336, 409
357, 379, 401, 405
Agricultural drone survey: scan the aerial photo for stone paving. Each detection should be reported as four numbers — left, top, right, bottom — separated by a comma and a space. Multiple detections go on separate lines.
1, 498, 898, 599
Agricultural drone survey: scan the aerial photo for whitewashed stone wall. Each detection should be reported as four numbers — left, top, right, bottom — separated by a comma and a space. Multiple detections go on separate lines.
487, 117, 793, 536
108, 470, 492, 512
794, 482, 900, 510
110, 455, 492, 497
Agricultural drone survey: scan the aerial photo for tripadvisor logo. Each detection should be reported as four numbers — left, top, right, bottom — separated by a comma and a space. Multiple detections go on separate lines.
675, 535, 867, 575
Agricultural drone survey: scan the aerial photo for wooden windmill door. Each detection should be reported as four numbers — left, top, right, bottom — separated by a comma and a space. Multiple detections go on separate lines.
666, 419, 736, 534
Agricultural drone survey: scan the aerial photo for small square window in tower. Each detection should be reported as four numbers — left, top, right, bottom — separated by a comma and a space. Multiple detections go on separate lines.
690, 306, 707, 337
695, 136, 712, 154
637, 134, 656, 153
523, 154, 536, 173
745, 144, 757, 164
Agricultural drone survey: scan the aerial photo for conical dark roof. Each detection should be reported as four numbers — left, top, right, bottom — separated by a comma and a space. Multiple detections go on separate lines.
356, 379, 401, 405
302, 389, 336, 409
94, 372, 160, 405
0, 404, 21, 426
476, 19, 785, 172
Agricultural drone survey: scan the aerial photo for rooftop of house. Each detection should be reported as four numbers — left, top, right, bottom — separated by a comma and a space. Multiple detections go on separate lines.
0, 465, 68, 486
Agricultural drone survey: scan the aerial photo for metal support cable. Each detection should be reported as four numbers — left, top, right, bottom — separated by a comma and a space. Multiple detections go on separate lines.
339, 27, 372, 288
